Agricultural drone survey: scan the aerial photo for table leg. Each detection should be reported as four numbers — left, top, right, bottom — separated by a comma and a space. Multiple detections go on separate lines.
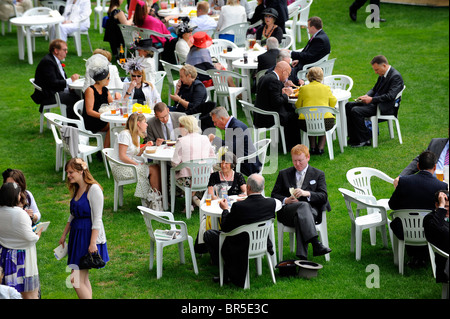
242, 69, 252, 104
339, 99, 348, 146
161, 161, 168, 211
16, 26, 24, 60
54, 23, 61, 40
25, 26, 33, 65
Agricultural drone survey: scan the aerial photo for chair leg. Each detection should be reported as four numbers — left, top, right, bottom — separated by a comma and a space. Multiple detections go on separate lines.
398, 240, 405, 275
266, 252, 276, 284
113, 183, 119, 212
355, 226, 362, 261
149, 240, 155, 270
279, 127, 287, 155
178, 242, 186, 264
156, 243, 163, 279
371, 116, 378, 148
395, 119, 402, 144
185, 187, 192, 219
229, 95, 237, 118
277, 226, 284, 261
187, 236, 199, 275
325, 131, 334, 160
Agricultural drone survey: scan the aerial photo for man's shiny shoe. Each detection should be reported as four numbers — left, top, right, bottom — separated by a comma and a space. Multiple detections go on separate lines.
349, 8, 357, 21
351, 140, 371, 148
313, 242, 332, 257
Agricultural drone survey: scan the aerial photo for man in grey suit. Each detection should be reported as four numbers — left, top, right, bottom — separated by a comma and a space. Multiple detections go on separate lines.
271, 144, 331, 260
345, 55, 404, 147
143, 102, 183, 145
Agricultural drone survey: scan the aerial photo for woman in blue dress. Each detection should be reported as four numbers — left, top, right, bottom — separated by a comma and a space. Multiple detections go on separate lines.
59, 158, 109, 299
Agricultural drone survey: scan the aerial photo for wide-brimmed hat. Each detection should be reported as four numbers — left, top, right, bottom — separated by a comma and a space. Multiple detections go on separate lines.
191, 31, 213, 49
262, 8, 279, 21
177, 22, 197, 37
133, 38, 154, 51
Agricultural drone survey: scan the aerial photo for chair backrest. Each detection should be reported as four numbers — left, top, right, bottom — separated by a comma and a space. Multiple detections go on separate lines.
280, 34, 293, 50
103, 147, 138, 182
23, 7, 52, 16
215, 22, 250, 47
236, 139, 271, 175
138, 206, 184, 242
135, 27, 172, 46
323, 75, 353, 92
255, 69, 267, 86
29, 78, 42, 91
73, 99, 84, 123
239, 100, 281, 128
44, 111, 83, 129
391, 210, 431, 244
297, 55, 331, 81
298, 0, 313, 26
118, 24, 140, 50
339, 187, 387, 223
160, 60, 182, 86
208, 39, 237, 66
40, 0, 66, 11
295, 106, 338, 134
207, 69, 247, 95
173, 158, 216, 191
428, 242, 449, 278
154, 71, 166, 93
346, 167, 394, 197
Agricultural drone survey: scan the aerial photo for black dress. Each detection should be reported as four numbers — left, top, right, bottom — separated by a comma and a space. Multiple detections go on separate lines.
103, 9, 125, 56
207, 171, 246, 196
83, 85, 109, 133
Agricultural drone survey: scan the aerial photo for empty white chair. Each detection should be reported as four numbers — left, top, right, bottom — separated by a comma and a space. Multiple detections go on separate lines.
428, 242, 449, 299
236, 139, 271, 176
219, 219, 276, 289
339, 188, 390, 261
295, 106, 344, 160
170, 158, 216, 219
21, 7, 52, 51
208, 38, 238, 67
284, 0, 302, 50
279, 34, 294, 50
277, 210, 330, 261
214, 22, 250, 48
138, 206, 198, 279
323, 75, 354, 92
390, 209, 431, 275
240, 100, 287, 155
369, 85, 405, 148
296, 0, 314, 44
40, 0, 66, 12
93, 0, 108, 34
103, 148, 139, 211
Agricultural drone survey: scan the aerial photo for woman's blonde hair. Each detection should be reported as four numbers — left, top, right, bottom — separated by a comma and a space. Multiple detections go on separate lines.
93, 48, 112, 62
306, 66, 324, 83
125, 112, 148, 147
131, 69, 154, 90
181, 64, 197, 79
65, 158, 102, 197
179, 115, 200, 134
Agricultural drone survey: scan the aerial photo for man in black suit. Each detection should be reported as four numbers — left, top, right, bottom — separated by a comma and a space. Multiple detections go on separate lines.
290, 16, 331, 72
203, 174, 276, 287
143, 102, 183, 145
254, 61, 300, 149
31, 39, 81, 120
271, 144, 331, 260
345, 55, 404, 147
256, 37, 279, 72
208, 106, 261, 176
349, 0, 385, 23
424, 190, 449, 284
389, 151, 448, 267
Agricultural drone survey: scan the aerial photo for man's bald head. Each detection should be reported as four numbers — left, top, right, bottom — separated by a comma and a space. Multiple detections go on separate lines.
274, 61, 291, 82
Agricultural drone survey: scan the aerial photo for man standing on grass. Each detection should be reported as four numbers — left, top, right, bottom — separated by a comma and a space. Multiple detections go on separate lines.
345, 55, 404, 147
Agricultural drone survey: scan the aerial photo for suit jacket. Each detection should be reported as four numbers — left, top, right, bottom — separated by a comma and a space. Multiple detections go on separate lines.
220, 194, 276, 287
366, 66, 404, 115
257, 49, 279, 72
144, 111, 183, 144
291, 29, 330, 69
271, 165, 331, 218
254, 71, 292, 128
401, 138, 449, 176
31, 53, 67, 107
212, 117, 261, 176
388, 170, 448, 211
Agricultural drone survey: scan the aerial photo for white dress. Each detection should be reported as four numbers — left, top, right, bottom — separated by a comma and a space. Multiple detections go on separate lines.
112, 130, 151, 199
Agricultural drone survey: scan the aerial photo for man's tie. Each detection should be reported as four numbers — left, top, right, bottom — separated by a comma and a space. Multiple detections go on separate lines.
164, 123, 170, 140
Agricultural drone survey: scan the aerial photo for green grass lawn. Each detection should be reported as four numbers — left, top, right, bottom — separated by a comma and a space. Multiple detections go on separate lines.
0, 0, 448, 304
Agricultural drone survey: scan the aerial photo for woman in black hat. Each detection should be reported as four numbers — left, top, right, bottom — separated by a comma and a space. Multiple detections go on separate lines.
175, 22, 196, 65
134, 38, 157, 84
255, 8, 284, 46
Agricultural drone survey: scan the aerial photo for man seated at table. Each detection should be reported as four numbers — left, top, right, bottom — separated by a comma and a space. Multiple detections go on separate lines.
143, 102, 183, 145
345, 55, 404, 147
51, 0, 92, 42
190, 1, 217, 32
254, 61, 300, 149
271, 144, 331, 260
31, 39, 81, 120
203, 173, 276, 287
208, 106, 261, 176
256, 37, 280, 73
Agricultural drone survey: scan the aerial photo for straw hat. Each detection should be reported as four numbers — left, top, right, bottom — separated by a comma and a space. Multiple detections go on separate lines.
191, 31, 213, 49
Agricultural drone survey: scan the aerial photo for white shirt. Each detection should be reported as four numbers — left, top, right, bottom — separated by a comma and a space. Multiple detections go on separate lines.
190, 14, 218, 31
216, 5, 246, 32
0, 206, 39, 249
63, 0, 91, 28
175, 38, 191, 64
116, 129, 145, 164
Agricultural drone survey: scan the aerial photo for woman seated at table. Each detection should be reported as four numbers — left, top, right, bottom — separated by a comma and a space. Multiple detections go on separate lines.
207, 151, 247, 200
122, 56, 161, 106
216, 0, 246, 42
83, 49, 123, 94
171, 115, 216, 207
169, 64, 207, 113
133, 0, 173, 49
83, 62, 116, 148
2, 168, 41, 226
255, 8, 284, 46
175, 21, 196, 65
295, 67, 337, 155
133, 38, 157, 84
114, 112, 161, 205
103, 0, 133, 57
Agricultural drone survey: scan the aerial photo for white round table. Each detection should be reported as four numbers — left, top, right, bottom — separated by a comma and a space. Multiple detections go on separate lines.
10, 15, 64, 65
157, 6, 197, 17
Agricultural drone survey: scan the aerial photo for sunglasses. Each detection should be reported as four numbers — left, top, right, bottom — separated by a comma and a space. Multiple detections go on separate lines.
131, 74, 142, 78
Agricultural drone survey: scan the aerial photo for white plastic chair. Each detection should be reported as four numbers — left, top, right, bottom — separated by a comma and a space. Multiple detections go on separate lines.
118, 24, 140, 57
29, 78, 67, 133
68, 15, 93, 57
236, 139, 271, 176
279, 34, 294, 50
160, 60, 182, 105
21, 7, 52, 51
297, 58, 335, 82
295, 0, 313, 44
207, 69, 250, 119
277, 210, 330, 261
390, 209, 431, 275
339, 188, 390, 261
284, 0, 302, 50
428, 242, 449, 299
102, 148, 139, 211
295, 106, 344, 160
208, 39, 237, 66
94, 0, 108, 34
40, 0, 65, 12
369, 85, 405, 148
219, 219, 276, 289
170, 158, 216, 219
323, 75, 354, 92
239, 100, 287, 155
138, 206, 198, 279
154, 70, 166, 94
214, 22, 250, 48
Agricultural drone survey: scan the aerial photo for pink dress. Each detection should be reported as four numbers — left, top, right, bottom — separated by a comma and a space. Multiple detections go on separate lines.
138, 15, 172, 45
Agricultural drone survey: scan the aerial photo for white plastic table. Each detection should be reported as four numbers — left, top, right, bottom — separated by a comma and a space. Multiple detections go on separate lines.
10, 14, 64, 65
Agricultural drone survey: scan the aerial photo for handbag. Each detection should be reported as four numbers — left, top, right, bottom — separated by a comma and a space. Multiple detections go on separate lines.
147, 188, 163, 211
79, 252, 105, 270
